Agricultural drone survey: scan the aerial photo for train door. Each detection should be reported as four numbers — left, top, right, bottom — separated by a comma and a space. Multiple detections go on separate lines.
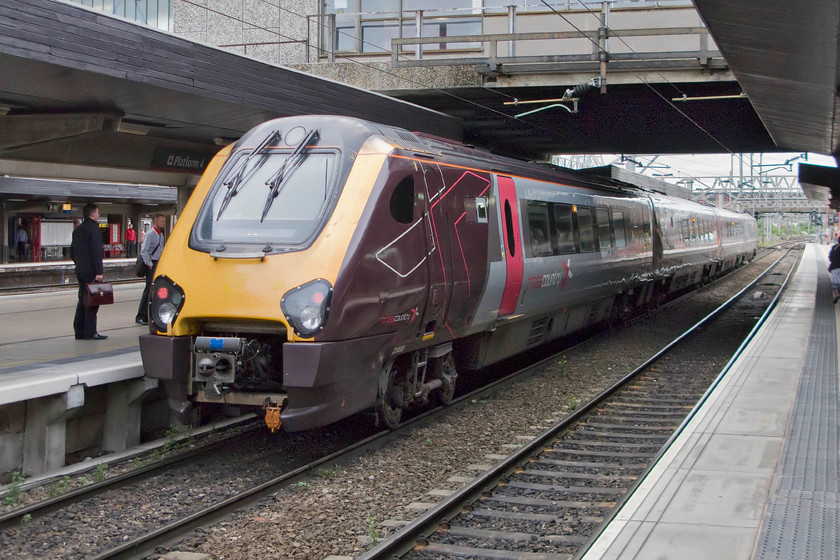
419, 163, 451, 338
498, 176, 523, 316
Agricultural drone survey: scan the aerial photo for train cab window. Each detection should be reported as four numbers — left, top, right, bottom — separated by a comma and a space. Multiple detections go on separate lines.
553, 204, 575, 254
389, 176, 414, 224
596, 207, 612, 252
526, 201, 552, 257
613, 210, 627, 248
577, 206, 595, 252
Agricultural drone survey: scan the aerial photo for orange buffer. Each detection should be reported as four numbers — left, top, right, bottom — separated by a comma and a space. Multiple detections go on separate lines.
264, 402, 283, 433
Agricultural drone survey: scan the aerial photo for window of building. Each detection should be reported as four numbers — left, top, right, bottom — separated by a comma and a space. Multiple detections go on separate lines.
69, 0, 171, 31
324, 0, 480, 54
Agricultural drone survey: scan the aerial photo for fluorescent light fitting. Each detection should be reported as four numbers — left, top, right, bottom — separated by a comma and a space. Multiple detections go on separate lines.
117, 122, 149, 135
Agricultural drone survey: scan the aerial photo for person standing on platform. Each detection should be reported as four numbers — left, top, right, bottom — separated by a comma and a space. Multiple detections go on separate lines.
125, 223, 136, 258
135, 214, 166, 325
15, 223, 28, 262
829, 241, 840, 304
71, 203, 107, 340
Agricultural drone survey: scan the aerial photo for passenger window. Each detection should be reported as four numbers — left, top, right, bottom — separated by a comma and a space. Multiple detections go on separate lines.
527, 201, 552, 257
596, 207, 612, 252
504, 200, 516, 257
389, 176, 414, 224
554, 204, 575, 253
577, 206, 595, 252
613, 210, 627, 248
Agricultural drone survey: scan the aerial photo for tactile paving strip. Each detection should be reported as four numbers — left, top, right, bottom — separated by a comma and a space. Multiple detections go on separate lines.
754, 260, 840, 559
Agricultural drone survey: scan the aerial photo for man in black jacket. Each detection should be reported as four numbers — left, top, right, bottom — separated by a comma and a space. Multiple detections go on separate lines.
71, 203, 107, 340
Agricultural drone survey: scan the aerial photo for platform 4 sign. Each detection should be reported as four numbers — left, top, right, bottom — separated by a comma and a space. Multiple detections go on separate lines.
151, 148, 213, 172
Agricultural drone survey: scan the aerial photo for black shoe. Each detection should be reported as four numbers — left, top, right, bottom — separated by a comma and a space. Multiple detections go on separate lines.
75, 335, 85, 340
834, 296, 839, 304
89, 333, 108, 340
136, 318, 148, 325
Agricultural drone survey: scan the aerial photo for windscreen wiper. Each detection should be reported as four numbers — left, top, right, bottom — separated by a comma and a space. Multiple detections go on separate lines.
216, 130, 280, 220
260, 129, 319, 223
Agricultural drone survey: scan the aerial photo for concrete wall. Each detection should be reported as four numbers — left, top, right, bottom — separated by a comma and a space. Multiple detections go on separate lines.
173, 0, 320, 66
0, 402, 25, 477
0, 387, 169, 482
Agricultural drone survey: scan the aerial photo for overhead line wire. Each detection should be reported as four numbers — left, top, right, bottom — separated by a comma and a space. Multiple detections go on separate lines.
539, 0, 735, 155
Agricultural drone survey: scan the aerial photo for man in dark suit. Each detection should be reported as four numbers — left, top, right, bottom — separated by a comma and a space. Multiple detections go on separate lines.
71, 203, 107, 340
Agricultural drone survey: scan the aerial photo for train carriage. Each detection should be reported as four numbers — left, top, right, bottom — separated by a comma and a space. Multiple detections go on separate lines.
139, 115, 758, 432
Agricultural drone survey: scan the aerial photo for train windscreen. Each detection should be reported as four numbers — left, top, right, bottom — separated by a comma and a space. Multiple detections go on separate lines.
191, 145, 338, 250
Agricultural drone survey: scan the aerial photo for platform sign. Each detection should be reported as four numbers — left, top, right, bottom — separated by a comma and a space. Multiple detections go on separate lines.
151, 148, 212, 172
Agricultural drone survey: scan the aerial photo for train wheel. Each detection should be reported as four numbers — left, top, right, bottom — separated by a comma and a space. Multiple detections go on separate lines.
377, 365, 404, 429
433, 355, 457, 406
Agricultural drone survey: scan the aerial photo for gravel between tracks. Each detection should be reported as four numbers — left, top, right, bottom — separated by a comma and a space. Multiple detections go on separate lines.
153, 252, 782, 560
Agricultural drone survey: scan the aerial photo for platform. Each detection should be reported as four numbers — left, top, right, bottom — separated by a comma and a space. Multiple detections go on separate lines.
0, 283, 160, 476
581, 243, 839, 560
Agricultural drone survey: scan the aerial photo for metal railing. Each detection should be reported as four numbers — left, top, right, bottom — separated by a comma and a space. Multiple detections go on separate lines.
308, 1, 719, 78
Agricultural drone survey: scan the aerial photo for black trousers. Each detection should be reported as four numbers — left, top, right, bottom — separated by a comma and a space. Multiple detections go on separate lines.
136, 261, 157, 321
73, 276, 99, 339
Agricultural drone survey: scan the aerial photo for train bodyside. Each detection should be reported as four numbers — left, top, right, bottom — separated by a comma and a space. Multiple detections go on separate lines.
139, 115, 757, 432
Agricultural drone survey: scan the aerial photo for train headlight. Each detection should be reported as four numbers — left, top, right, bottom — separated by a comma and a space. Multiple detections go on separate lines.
281, 279, 332, 337
151, 276, 185, 332
158, 302, 178, 325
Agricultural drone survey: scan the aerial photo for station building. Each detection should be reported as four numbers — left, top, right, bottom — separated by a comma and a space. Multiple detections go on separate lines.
0, 2, 180, 263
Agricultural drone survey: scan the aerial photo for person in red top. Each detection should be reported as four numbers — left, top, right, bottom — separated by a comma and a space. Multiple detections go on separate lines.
125, 223, 136, 258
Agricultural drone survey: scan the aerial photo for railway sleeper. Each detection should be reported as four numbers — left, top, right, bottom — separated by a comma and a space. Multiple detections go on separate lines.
443, 525, 589, 546
543, 448, 655, 459
468, 507, 605, 525
418, 541, 574, 560
532, 458, 649, 470
521, 469, 638, 481
483, 494, 615, 510
503, 481, 627, 495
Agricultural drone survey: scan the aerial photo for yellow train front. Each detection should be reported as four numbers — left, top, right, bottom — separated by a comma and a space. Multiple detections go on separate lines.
140, 115, 426, 431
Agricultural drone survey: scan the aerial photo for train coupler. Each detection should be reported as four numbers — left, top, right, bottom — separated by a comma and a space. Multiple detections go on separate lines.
263, 400, 284, 433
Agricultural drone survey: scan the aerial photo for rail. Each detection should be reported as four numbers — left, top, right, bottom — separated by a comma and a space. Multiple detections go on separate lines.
356, 246, 799, 560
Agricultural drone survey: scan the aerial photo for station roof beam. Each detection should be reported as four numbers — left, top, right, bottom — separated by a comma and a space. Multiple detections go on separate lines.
0, 0, 461, 186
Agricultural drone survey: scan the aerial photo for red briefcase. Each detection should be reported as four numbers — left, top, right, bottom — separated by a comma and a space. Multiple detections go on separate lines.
83, 282, 114, 307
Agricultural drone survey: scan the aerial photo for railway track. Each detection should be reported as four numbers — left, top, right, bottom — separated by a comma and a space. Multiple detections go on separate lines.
0, 245, 798, 560
358, 245, 801, 560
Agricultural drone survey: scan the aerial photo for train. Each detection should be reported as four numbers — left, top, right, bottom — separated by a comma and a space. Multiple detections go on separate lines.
139, 115, 758, 432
